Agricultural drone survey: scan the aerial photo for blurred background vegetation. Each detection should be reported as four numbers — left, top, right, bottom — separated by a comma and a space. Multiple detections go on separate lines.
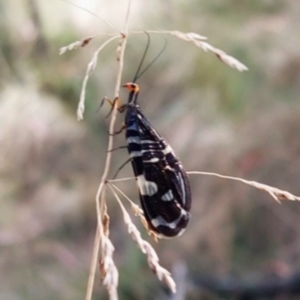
1, 0, 300, 299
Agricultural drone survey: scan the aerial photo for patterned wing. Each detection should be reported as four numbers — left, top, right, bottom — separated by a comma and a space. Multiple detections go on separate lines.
126, 107, 191, 237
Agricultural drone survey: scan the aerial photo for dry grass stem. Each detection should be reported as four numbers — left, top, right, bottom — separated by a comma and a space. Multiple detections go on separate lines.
109, 183, 154, 238
59, 37, 95, 55
108, 185, 177, 293
170, 31, 248, 71
188, 171, 300, 203
77, 35, 120, 121
130, 30, 207, 40
84, 1, 132, 299
129, 30, 247, 72
62, 0, 119, 32
80, 3, 131, 300
100, 235, 119, 300
108, 177, 135, 183
110, 171, 300, 203
169, 31, 207, 41
108, 183, 143, 216
86, 187, 112, 300
85, 227, 100, 300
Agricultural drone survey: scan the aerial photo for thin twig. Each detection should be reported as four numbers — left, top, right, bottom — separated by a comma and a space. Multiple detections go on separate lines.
129, 30, 206, 40
130, 30, 247, 72
109, 183, 157, 239
108, 171, 300, 203
108, 177, 134, 183
59, 36, 96, 55
61, 0, 119, 32
188, 171, 300, 203
77, 34, 120, 121
108, 183, 159, 240
108, 182, 143, 216
85, 186, 106, 300
108, 184, 177, 293
85, 227, 100, 300
99, 206, 119, 300
83, 0, 131, 300
84, 1, 132, 300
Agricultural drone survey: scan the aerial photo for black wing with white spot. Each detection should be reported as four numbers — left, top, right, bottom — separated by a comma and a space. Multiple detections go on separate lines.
125, 103, 192, 238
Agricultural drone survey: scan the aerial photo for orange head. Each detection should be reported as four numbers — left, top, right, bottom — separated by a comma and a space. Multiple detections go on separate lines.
122, 82, 140, 94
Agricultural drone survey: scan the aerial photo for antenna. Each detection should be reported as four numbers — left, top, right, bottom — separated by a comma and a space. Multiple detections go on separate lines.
132, 32, 151, 82
132, 32, 167, 83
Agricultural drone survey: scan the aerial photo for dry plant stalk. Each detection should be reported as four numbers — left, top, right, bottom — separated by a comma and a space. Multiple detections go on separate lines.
99, 202, 117, 294
84, 2, 131, 299
108, 184, 176, 293
108, 182, 144, 216
128, 30, 248, 72
170, 30, 248, 71
77, 35, 120, 121
59, 1, 131, 299
109, 182, 159, 241
187, 171, 300, 203
109, 173, 300, 204
59, 36, 95, 55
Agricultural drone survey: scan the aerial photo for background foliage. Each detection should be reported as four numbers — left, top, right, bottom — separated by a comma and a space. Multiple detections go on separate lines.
1, 0, 300, 299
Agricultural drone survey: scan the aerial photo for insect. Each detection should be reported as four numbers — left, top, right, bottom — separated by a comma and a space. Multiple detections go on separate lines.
116, 34, 192, 238
122, 82, 192, 238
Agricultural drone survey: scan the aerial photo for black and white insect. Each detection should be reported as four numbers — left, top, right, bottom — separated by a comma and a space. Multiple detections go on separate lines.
115, 35, 192, 238
122, 82, 192, 238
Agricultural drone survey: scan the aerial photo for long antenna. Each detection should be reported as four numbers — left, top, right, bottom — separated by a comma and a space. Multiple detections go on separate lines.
132, 32, 151, 82
135, 38, 167, 82
132, 32, 167, 83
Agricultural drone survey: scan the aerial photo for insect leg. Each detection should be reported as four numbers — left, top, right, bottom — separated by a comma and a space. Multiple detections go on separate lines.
108, 123, 127, 135
107, 145, 127, 152
100, 96, 114, 108
112, 157, 132, 179
118, 104, 128, 113
101, 97, 120, 118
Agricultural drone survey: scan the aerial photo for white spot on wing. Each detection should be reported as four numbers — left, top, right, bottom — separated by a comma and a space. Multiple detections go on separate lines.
130, 151, 142, 157
137, 175, 158, 196
141, 140, 158, 144
127, 136, 141, 144
150, 210, 188, 229
162, 144, 174, 155
127, 123, 138, 131
143, 157, 159, 163
161, 190, 173, 201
